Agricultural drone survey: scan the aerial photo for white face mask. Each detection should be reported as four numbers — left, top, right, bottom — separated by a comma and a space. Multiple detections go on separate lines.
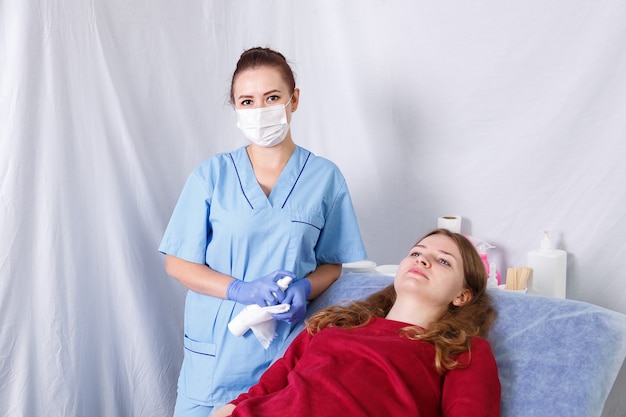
236, 97, 292, 147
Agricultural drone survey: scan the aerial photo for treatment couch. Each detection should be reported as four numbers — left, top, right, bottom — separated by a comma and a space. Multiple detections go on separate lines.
278, 273, 626, 417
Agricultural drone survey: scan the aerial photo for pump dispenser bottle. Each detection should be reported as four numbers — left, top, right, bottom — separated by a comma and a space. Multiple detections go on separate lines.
527, 231, 567, 298
476, 241, 501, 285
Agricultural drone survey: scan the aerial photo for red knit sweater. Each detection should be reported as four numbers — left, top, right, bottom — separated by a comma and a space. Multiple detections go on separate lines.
230, 317, 500, 416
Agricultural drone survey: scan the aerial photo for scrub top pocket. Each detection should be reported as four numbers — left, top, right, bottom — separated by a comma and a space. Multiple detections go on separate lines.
180, 335, 217, 403
287, 213, 324, 274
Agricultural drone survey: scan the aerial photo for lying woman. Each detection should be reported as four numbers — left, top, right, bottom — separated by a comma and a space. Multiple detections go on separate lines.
212, 228, 501, 417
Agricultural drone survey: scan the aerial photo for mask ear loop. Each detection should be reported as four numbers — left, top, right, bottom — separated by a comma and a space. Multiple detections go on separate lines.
283, 95, 293, 109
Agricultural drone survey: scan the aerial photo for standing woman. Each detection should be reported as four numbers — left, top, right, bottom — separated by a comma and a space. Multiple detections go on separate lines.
158, 47, 367, 417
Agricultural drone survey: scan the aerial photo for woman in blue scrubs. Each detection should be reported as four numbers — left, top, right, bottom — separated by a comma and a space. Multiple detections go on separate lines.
159, 47, 367, 417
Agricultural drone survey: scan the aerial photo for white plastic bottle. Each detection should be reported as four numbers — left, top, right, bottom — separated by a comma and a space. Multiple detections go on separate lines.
527, 231, 567, 298
487, 262, 499, 288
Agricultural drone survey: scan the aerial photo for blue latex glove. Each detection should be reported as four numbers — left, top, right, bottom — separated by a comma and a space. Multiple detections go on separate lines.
226, 270, 295, 306
272, 278, 312, 324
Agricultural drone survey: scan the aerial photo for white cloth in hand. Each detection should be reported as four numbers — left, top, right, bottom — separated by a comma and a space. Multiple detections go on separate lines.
228, 303, 291, 349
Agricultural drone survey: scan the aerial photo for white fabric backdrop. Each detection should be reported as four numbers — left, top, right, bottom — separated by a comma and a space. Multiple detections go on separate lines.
1, 1, 625, 416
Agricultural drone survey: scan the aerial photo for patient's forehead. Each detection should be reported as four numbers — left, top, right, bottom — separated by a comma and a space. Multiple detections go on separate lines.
415, 234, 460, 257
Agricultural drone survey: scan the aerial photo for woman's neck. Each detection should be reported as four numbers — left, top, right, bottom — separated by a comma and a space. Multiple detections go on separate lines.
247, 137, 295, 166
246, 139, 296, 196
386, 298, 444, 329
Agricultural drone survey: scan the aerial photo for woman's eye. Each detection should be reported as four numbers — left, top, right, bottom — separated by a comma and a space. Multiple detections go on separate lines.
438, 258, 451, 266
267, 95, 279, 102
240, 99, 252, 106
410, 252, 420, 257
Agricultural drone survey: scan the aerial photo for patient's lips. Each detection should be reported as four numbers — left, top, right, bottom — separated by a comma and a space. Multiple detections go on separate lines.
408, 268, 428, 280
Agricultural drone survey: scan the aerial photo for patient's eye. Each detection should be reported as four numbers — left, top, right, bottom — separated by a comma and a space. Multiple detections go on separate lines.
437, 258, 451, 266
240, 99, 253, 106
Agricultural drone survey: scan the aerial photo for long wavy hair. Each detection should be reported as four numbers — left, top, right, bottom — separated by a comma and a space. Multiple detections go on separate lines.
306, 228, 496, 374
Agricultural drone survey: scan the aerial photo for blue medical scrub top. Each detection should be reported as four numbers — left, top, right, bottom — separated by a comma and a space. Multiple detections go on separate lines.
159, 145, 367, 406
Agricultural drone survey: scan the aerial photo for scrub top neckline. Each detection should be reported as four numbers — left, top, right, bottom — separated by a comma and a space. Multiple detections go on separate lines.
233, 145, 309, 209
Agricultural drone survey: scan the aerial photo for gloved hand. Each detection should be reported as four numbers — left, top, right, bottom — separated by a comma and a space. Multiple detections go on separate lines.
227, 270, 295, 306
272, 278, 311, 324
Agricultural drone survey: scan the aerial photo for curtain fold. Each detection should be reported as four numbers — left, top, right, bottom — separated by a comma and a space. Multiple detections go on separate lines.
1, 1, 625, 415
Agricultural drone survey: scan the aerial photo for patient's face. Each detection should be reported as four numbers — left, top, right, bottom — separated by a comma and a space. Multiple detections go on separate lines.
394, 234, 467, 309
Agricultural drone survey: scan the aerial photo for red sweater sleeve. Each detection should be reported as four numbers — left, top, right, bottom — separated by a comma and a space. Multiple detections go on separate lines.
441, 338, 501, 417
230, 329, 313, 406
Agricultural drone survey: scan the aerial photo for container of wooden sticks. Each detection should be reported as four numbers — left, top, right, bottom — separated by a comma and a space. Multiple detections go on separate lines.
498, 267, 532, 293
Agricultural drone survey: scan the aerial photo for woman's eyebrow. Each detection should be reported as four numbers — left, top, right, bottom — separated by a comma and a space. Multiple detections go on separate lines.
415, 244, 457, 260
236, 89, 282, 101
263, 89, 282, 96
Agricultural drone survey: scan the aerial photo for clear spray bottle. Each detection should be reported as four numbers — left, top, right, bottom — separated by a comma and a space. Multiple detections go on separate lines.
476, 241, 501, 285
